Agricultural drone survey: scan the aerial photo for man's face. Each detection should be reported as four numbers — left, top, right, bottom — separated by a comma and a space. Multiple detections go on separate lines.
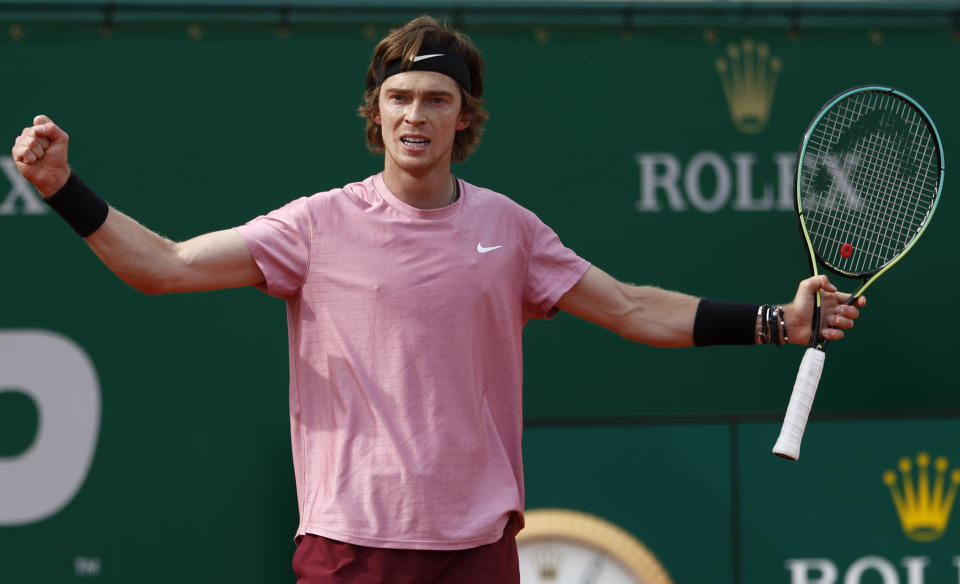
374, 70, 471, 176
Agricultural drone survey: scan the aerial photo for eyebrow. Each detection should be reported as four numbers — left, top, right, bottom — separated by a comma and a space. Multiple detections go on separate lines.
383, 87, 458, 98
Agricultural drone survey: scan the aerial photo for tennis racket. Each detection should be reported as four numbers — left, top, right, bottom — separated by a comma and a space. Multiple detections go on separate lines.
772, 86, 944, 461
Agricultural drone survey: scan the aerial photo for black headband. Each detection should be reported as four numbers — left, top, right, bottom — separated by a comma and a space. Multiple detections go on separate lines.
376, 44, 472, 93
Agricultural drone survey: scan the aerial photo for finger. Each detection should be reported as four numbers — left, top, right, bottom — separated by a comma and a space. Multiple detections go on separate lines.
820, 328, 846, 341
27, 140, 45, 160
800, 274, 836, 295
32, 120, 67, 143
21, 121, 44, 139
823, 302, 864, 331
15, 135, 47, 161
24, 134, 46, 156
827, 313, 856, 330
840, 304, 862, 319
33, 114, 52, 126
14, 145, 37, 164
19, 128, 51, 150
815, 275, 838, 293
12, 137, 29, 160
832, 292, 868, 308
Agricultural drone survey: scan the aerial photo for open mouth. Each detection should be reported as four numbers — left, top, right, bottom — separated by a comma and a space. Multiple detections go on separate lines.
400, 136, 430, 147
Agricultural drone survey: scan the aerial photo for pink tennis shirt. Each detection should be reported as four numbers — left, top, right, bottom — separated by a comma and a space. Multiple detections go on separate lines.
236, 173, 590, 550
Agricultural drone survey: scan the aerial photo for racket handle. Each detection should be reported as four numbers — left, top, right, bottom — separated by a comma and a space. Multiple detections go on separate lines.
772, 347, 827, 461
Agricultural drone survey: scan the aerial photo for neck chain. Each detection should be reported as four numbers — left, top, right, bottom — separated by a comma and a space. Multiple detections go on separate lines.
450, 175, 460, 204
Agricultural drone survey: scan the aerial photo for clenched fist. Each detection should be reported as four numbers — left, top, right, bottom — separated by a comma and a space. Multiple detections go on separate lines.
12, 114, 71, 197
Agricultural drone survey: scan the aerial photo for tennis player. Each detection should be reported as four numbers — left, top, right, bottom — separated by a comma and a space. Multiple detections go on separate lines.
13, 16, 863, 584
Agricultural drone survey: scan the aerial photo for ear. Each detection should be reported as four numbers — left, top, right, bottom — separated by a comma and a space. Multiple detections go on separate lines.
373, 109, 382, 126
455, 110, 471, 132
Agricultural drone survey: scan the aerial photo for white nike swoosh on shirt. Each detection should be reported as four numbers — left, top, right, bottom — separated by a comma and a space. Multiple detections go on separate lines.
477, 244, 503, 254
412, 54, 444, 62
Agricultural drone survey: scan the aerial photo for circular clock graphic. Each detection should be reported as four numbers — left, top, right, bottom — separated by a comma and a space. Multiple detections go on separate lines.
517, 508, 673, 584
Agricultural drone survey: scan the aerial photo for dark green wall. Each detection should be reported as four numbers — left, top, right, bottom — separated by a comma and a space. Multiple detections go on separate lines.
1, 5, 958, 582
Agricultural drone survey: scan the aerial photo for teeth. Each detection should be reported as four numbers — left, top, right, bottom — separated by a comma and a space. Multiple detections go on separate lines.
401, 137, 429, 145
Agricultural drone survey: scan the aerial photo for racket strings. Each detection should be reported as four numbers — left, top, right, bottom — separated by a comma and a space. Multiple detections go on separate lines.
799, 91, 939, 275
818, 98, 931, 258
840, 128, 929, 265
855, 99, 937, 249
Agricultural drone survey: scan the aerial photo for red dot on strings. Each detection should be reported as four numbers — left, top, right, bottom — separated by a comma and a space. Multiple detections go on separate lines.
840, 243, 853, 258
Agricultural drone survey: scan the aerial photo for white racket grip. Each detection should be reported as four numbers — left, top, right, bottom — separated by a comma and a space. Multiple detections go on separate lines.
772, 347, 826, 461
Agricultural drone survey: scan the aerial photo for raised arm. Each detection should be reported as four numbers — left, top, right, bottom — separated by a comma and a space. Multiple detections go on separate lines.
12, 115, 264, 293
556, 265, 864, 348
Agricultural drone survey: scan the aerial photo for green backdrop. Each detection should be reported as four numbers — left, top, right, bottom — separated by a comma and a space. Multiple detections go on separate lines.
1, 2, 958, 582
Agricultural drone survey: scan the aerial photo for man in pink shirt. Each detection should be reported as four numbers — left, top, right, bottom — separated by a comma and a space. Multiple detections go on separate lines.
13, 16, 863, 584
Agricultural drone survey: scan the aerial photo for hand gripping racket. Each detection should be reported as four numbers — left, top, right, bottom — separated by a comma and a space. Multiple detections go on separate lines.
772, 86, 944, 460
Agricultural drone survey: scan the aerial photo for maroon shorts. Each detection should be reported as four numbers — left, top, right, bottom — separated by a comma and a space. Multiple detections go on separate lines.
292, 521, 520, 584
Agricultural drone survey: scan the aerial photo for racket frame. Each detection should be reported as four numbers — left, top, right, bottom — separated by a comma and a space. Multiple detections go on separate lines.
794, 84, 945, 349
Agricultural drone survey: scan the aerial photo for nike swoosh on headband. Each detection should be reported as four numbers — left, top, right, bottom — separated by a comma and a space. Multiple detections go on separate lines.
376, 44, 473, 92
412, 54, 444, 62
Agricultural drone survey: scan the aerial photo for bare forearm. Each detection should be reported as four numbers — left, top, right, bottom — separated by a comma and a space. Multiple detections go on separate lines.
612, 285, 700, 347
84, 207, 184, 294
83, 208, 263, 294
557, 267, 700, 348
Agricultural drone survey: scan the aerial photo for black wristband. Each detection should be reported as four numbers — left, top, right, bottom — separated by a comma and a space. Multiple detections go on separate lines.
43, 172, 109, 237
693, 299, 760, 347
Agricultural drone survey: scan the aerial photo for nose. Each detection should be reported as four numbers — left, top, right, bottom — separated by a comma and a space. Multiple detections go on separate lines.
404, 99, 427, 124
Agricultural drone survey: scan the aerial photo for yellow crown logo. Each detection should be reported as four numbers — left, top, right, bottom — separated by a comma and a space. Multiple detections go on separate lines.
883, 452, 960, 542
714, 38, 782, 134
